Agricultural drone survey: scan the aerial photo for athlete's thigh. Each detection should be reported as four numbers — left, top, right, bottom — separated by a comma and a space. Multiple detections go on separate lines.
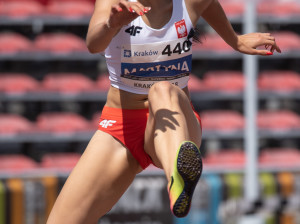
144, 102, 202, 169
47, 130, 142, 224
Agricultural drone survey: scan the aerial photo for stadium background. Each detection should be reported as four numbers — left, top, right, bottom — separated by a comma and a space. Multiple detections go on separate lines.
0, 0, 300, 223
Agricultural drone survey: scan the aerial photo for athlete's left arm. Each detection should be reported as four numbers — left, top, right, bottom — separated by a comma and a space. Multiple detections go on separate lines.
199, 0, 281, 55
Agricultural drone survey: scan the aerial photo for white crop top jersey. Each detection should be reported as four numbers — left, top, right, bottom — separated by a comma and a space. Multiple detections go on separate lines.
104, 0, 194, 94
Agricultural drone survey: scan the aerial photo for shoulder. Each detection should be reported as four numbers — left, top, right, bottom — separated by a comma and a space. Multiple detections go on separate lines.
184, 0, 215, 24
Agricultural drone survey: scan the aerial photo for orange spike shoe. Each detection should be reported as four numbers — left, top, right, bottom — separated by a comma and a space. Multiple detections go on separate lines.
168, 141, 203, 218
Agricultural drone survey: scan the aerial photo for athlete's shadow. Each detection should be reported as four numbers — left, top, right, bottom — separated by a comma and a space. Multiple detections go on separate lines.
153, 109, 179, 137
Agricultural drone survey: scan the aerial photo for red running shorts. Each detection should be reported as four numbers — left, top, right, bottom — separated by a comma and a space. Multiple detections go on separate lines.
98, 106, 202, 169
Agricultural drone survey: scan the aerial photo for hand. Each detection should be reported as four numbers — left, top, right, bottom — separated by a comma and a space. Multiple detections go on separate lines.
107, 0, 151, 29
236, 33, 281, 56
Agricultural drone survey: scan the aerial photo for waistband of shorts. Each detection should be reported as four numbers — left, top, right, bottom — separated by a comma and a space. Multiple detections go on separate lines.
101, 106, 149, 119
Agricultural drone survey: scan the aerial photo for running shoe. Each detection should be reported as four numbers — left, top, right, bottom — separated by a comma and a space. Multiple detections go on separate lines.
168, 141, 203, 218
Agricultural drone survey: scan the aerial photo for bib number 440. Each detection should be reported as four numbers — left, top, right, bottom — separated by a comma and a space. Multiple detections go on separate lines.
162, 40, 191, 56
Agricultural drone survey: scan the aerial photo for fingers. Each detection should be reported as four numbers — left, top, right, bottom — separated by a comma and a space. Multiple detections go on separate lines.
111, 5, 123, 13
108, 1, 151, 29
118, 0, 150, 16
271, 43, 282, 53
252, 49, 274, 56
245, 44, 272, 56
255, 33, 282, 55
264, 34, 282, 53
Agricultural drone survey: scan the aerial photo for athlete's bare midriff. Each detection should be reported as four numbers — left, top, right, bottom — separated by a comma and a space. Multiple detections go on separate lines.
105, 85, 190, 109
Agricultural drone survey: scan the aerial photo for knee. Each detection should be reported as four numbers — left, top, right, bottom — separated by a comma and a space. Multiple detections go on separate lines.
148, 81, 183, 105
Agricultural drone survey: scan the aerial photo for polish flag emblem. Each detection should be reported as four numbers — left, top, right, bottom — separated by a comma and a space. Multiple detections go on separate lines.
175, 19, 188, 38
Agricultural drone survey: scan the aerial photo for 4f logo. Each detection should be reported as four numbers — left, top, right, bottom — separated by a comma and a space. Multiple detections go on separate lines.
125, 25, 143, 36
99, 120, 116, 128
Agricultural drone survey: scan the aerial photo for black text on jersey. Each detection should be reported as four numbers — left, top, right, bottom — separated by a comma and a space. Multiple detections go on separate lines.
125, 25, 143, 36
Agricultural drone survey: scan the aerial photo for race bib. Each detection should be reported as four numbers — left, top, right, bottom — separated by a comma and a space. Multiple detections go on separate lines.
120, 39, 192, 90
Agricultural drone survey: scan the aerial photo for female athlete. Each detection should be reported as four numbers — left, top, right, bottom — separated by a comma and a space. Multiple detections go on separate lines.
47, 0, 281, 223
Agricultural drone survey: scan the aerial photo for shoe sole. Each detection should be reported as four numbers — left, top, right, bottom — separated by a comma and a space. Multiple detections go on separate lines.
172, 141, 203, 218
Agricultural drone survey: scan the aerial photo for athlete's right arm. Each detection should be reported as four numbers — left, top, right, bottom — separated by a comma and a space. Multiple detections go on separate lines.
86, 0, 150, 53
